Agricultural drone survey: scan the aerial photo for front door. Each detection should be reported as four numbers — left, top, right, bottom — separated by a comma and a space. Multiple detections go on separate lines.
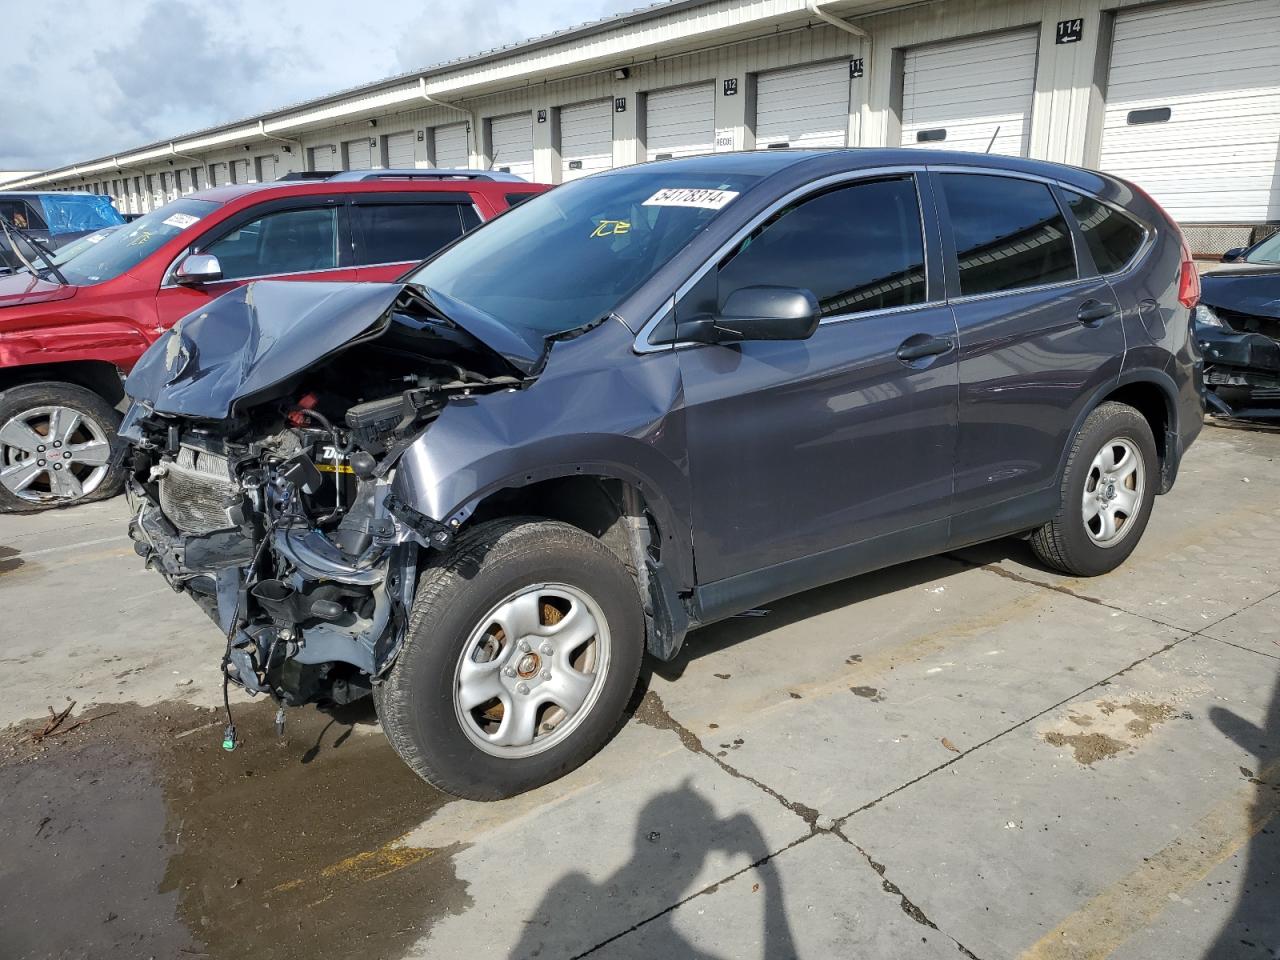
677, 173, 959, 593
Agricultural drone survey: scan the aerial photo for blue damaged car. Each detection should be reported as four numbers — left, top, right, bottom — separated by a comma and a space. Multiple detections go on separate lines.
118, 150, 1204, 800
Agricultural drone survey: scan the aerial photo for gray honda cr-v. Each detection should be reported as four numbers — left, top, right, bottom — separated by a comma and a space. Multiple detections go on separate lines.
120, 149, 1204, 799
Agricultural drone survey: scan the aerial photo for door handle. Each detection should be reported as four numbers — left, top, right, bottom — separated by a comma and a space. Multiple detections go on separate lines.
896, 334, 955, 363
1077, 299, 1118, 325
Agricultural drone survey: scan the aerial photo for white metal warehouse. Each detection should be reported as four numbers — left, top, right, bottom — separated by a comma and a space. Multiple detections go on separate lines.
11, 0, 1279, 254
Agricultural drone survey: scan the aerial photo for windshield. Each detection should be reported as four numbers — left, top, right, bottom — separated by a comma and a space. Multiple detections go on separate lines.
406, 170, 761, 335
38, 194, 124, 236
57, 198, 218, 286
48, 226, 122, 265
1244, 232, 1280, 264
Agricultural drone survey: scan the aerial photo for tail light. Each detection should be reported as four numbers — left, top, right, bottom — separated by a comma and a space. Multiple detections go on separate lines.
1124, 178, 1199, 308
1177, 237, 1200, 309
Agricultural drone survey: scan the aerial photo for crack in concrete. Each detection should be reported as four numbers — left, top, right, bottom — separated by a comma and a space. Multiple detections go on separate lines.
1204, 635, 1280, 661
570, 833, 815, 959
633, 689, 820, 828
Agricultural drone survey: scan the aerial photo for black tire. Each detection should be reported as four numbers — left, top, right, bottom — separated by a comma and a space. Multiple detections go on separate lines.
1030, 401, 1158, 577
0, 381, 123, 513
375, 518, 645, 800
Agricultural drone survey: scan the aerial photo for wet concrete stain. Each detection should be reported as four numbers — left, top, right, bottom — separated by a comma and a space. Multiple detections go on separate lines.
1042, 698, 1177, 765
0, 698, 470, 960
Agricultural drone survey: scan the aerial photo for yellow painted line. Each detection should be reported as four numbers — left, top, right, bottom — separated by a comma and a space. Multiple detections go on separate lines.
1018, 759, 1280, 960
272, 836, 433, 894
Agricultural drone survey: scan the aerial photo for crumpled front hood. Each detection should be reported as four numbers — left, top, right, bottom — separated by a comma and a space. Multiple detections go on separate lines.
0, 272, 78, 309
125, 280, 545, 419
1201, 268, 1280, 321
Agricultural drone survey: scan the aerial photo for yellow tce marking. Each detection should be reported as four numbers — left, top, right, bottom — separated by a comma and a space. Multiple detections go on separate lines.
590, 219, 630, 238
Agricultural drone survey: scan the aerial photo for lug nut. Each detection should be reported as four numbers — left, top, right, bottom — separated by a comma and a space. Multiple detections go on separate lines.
52, 441, 61, 448
516, 682, 530, 695
539, 643, 553, 656
503, 666, 516, 678
36, 444, 45, 452
540, 670, 552, 681
37, 459, 45, 467
518, 640, 531, 652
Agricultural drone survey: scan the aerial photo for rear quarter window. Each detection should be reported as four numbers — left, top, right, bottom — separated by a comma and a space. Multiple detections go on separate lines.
1062, 190, 1147, 274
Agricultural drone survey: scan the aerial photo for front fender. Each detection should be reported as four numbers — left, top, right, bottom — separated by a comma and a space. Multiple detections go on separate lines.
390, 322, 696, 589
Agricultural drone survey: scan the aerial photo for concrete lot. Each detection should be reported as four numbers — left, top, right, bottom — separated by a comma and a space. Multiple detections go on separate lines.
1, 423, 1277, 960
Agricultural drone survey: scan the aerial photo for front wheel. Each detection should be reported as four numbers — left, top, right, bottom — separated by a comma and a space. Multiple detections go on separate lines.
0, 382, 123, 513
1030, 401, 1158, 577
375, 518, 645, 800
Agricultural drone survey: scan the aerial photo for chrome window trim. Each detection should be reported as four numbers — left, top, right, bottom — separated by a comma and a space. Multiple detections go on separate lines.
633, 165, 936, 354
160, 262, 355, 290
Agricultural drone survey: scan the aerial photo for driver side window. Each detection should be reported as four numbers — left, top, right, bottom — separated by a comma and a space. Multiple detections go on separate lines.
203, 206, 338, 280
717, 177, 927, 317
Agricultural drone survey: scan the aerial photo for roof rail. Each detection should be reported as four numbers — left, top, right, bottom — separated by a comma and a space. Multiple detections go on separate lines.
326, 168, 529, 183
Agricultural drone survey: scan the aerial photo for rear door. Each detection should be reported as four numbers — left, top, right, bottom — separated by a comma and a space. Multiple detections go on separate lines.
154, 196, 355, 328
677, 172, 958, 588
350, 193, 482, 280
934, 170, 1125, 545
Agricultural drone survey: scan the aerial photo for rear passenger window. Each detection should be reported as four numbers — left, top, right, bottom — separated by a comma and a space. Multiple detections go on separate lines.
940, 174, 1076, 296
352, 203, 474, 265
505, 192, 537, 209
1063, 190, 1146, 274
718, 176, 927, 317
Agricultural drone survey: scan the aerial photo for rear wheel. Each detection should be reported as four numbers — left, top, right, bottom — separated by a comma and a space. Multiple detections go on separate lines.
1030, 401, 1158, 576
375, 518, 644, 800
0, 382, 122, 512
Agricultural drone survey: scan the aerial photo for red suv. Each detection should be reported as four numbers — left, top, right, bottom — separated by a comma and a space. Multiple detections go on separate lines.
0, 170, 548, 511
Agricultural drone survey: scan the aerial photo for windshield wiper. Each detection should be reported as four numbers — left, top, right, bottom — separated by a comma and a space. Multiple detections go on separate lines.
0, 214, 69, 286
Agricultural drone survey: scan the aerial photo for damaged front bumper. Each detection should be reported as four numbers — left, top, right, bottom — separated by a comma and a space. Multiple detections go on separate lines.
127, 473, 425, 705
1195, 305, 1280, 421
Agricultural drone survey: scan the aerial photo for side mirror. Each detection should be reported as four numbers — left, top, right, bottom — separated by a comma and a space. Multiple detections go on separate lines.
1221, 247, 1245, 263
683, 285, 820, 344
174, 253, 223, 285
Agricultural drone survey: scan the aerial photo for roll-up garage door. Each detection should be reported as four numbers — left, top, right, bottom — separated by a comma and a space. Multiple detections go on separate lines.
490, 113, 534, 180
646, 83, 715, 160
385, 131, 416, 168
560, 99, 613, 181
177, 170, 190, 194
900, 29, 1039, 156
344, 137, 374, 170
256, 155, 278, 183
210, 163, 228, 187
755, 61, 851, 149
308, 144, 338, 172
434, 123, 469, 168
1099, 0, 1280, 223
232, 159, 251, 184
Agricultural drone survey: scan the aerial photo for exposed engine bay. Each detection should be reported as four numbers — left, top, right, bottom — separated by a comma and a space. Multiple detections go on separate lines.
121, 282, 529, 711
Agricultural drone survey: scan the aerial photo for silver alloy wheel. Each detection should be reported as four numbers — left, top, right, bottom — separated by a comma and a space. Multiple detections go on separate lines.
0, 405, 113, 503
1082, 436, 1144, 548
452, 582, 611, 759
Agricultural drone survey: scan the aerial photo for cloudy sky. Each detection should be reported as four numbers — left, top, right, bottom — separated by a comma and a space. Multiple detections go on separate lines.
0, 0, 641, 172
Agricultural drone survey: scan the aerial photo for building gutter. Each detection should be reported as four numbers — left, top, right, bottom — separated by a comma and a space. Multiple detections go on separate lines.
418, 78, 480, 163
806, 0, 872, 145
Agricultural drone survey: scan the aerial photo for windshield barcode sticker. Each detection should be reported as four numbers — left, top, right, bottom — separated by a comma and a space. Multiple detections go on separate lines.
162, 213, 201, 229
642, 188, 739, 210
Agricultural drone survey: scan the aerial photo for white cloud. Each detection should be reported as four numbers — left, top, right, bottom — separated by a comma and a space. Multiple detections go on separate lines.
0, 0, 643, 171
